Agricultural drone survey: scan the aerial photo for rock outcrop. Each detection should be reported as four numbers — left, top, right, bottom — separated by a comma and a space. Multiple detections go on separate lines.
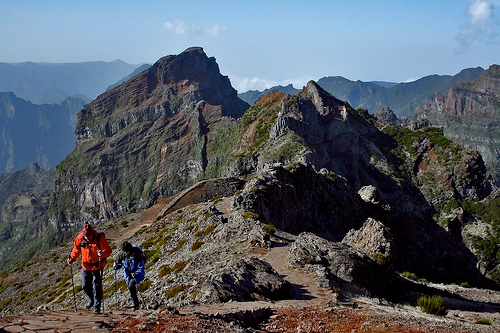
233, 163, 367, 242
288, 232, 391, 297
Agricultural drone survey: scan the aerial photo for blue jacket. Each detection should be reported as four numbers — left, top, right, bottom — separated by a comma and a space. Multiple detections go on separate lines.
114, 245, 145, 285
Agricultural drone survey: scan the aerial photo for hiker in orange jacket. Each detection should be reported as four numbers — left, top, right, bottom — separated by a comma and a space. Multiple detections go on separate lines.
67, 221, 112, 314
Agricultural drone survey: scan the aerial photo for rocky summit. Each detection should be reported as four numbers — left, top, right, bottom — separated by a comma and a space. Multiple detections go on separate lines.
1, 48, 500, 331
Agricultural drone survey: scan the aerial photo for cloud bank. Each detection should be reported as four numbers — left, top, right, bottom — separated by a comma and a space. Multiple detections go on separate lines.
456, 0, 498, 53
163, 20, 226, 38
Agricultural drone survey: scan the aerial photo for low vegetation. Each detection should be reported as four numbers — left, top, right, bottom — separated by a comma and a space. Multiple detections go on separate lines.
417, 295, 448, 316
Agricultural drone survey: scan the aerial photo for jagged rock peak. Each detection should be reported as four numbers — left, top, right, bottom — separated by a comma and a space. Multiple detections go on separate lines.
76, 47, 249, 140
375, 106, 398, 125
304, 80, 349, 117
472, 64, 500, 96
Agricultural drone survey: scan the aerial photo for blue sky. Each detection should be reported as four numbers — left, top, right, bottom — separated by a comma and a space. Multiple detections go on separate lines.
0, 0, 498, 92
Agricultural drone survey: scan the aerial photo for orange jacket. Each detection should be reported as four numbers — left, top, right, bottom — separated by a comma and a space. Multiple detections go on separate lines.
70, 230, 112, 271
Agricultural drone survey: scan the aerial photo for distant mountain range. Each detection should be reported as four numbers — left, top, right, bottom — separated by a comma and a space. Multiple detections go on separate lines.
0, 60, 144, 104
239, 68, 484, 118
0, 92, 85, 173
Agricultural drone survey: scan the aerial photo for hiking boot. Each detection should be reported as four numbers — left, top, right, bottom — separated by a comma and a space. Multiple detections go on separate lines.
86, 300, 94, 310
93, 307, 101, 315
133, 304, 140, 311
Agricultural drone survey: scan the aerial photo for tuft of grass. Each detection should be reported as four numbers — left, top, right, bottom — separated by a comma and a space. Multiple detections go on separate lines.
305, 257, 316, 265
165, 285, 183, 299
159, 264, 172, 278
191, 241, 204, 251
138, 279, 152, 292
242, 211, 259, 220
371, 252, 390, 266
168, 239, 187, 255
475, 318, 491, 325
417, 295, 447, 316
203, 224, 216, 236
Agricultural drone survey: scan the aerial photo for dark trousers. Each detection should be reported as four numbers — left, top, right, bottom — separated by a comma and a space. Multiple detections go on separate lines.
128, 280, 139, 307
82, 269, 103, 310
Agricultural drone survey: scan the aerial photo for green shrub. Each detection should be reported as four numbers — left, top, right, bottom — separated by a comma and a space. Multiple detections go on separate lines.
263, 224, 276, 235
417, 296, 447, 316
120, 220, 129, 228
401, 272, 418, 280
371, 252, 390, 266
460, 282, 471, 288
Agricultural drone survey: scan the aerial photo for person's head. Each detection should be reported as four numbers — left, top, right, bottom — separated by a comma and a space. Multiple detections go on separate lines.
82, 221, 94, 236
122, 241, 133, 255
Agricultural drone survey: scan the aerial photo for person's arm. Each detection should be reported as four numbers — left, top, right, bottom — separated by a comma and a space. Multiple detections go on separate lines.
99, 234, 113, 259
67, 236, 81, 264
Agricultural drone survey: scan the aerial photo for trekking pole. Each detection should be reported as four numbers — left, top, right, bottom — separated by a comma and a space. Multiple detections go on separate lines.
68, 255, 77, 312
114, 268, 118, 309
98, 251, 104, 313
101, 268, 105, 313
137, 281, 144, 309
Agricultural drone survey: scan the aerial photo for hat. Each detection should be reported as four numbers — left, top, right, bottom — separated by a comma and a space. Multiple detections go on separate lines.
122, 241, 133, 253
82, 221, 93, 234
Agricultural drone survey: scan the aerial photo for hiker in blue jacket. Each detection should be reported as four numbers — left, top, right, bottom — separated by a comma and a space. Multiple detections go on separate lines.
113, 241, 145, 310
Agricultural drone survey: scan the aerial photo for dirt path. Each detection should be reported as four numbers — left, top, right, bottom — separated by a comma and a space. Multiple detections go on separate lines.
177, 241, 335, 317
264, 243, 335, 308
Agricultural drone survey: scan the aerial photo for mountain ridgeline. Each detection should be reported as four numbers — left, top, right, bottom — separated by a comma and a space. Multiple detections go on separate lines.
412, 65, 500, 180
42, 47, 497, 288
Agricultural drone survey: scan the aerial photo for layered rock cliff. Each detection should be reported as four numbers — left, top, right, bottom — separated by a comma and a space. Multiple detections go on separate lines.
49, 47, 249, 233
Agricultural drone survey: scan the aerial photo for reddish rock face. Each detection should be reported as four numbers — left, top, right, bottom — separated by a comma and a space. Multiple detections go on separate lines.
434, 64, 500, 118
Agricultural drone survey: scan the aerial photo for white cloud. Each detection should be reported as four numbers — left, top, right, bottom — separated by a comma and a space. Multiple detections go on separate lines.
229, 75, 312, 93
163, 20, 226, 38
456, 0, 498, 53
